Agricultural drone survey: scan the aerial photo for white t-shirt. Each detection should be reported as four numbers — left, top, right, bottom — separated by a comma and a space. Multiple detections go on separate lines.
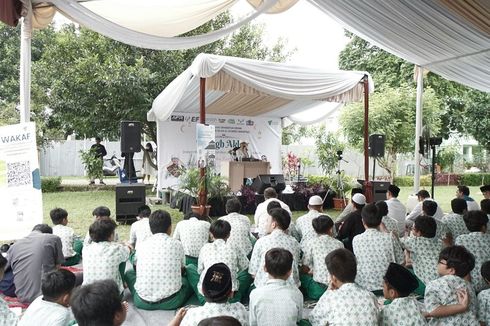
18, 296, 71, 326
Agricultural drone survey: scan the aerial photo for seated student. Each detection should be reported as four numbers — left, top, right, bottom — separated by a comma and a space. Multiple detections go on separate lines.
128, 205, 152, 265
19, 269, 76, 326
83, 206, 119, 246
0, 254, 18, 325
309, 248, 379, 325
379, 263, 426, 326
455, 210, 490, 293
219, 198, 253, 256
406, 190, 444, 224
385, 184, 408, 236
71, 280, 127, 326
442, 198, 470, 240
181, 263, 249, 326
400, 216, 443, 288
188, 220, 250, 305
482, 199, 490, 229
478, 261, 490, 326
82, 218, 130, 294
296, 195, 324, 244
254, 187, 292, 238
336, 193, 366, 252
376, 200, 399, 234
7, 224, 64, 303
456, 185, 480, 211
50, 208, 82, 266
424, 245, 478, 325
173, 212, 211, 265
335, 187, 364, 226
198, 316, 242, 326
301, 215, 343, 300
249, 248, 303, 326
249, 208, 301, 288
125, 210, 192, 310
266, 201, 300, 241
353, 203, 404, 293
422, 200, 451, 245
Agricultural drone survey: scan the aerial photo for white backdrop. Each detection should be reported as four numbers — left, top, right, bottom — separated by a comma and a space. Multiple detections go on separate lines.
157, 113, 282, 188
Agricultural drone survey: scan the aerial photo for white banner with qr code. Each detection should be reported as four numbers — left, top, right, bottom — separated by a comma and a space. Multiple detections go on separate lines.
0, 122, 43, 240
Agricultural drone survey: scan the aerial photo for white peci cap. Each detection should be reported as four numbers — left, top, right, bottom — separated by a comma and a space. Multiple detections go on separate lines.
352, 193, 366, 205
308, 195, 323, 206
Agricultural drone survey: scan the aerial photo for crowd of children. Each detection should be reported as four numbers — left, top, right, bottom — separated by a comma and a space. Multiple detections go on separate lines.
1, 184, 490, 326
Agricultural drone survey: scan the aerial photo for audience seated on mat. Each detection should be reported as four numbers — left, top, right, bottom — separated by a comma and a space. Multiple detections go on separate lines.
296, 195, 325, 245
442, 198, 470, 240
83, 206, 119, 246
421, 200, 451, 246
254, 187, 292, 238
128, 205, 153, 252
50, 208, 83, 267
376, 200, 399, 235
173, 212, 211, 266
266, 201, 300, 242
477, 261, 490, 326
385, 185, 407, 236
0, 254, 18, 325
218, 198, 254, 256
336, 193, 366, 252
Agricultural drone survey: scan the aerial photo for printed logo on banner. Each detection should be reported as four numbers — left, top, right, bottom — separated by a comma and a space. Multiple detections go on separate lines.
171, 115, 184, 121
237, 119, 245, 125
246, 120, 254, 126
218, 119, 226, 123
227, 119, 235, 124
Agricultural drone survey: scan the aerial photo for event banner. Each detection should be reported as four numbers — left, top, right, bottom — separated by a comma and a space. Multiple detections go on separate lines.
196, 123, 216, 169
157, 113, 282, 189
0, 122, 43, 240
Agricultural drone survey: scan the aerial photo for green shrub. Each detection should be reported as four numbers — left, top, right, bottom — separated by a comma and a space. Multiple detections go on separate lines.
393, 175, 431, 187
41, 177, 62, 193
459, 173, 490, 186
306, 175, 330, 187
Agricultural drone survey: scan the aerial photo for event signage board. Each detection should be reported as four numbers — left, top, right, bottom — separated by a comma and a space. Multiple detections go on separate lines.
196, 123, 215, 169
0, 122, 43, 240
158, 113, 281, 189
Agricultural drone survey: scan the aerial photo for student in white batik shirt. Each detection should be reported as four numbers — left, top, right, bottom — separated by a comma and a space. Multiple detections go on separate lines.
442, 198, 469, 241
50, 207, 82, 266
301, 215, 343, 300
385, 185, 407, 236
249, 248, 303, 326
82, 218, 130, 294
353, 203, 404, 293
424, 246, 479, 325
254, 187, 292, 238
296, 195, 324, 244
309, 248, 379, 326
124, 210, 193, 310
128, 205, 153, 252
173, 213, 210, 265
379, 263, 426, 326
249, 207, 301, 288
181, 263, 249, 326
422, 200, 452, 246
455, 210, 490, 293
406, 190, 445, 226
0, 255, 18, 326
219, 198, 253, 256
478, 261, 490, 325
83, 206, 120, 246
188, 220, 250, 305
376, 201, 400, 235
400, 216, 443, 286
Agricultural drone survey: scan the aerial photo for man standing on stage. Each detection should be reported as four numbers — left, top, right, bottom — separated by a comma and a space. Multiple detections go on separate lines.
89, 136, 107, 185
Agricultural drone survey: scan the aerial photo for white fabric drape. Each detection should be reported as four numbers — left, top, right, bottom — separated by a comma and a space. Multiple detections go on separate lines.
148, 53, 372, 122
308, 0, 490, 92
47, 0, 279, 50
285, 102, 343, 126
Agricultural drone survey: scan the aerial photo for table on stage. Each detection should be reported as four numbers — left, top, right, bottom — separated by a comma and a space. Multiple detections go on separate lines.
220, 161, 270, 192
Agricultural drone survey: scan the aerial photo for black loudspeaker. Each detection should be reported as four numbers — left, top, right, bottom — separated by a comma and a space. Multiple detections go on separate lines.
115, 183, 146, 221
368, 134, 385, 157
357, 180, 389, 202
120, 121, 142, 153
252, 174, 286, 194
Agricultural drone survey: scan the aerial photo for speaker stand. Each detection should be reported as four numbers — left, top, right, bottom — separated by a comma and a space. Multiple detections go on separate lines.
372, 157, 376, 180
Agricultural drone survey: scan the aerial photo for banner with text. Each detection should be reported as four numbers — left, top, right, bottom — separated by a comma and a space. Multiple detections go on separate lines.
0, 122, 43, 240
157, 113, 282, 189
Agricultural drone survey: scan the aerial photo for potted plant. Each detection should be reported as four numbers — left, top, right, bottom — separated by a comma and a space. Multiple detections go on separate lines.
329, 173, 354, 210
80, 148, 103, 183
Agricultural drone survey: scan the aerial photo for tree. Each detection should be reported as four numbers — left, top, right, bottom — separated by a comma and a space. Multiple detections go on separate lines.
340, 85, 442, 178
314, 126, 345, 174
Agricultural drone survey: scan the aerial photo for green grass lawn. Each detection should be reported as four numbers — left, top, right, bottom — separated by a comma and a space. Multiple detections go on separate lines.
40, 186, 484, 243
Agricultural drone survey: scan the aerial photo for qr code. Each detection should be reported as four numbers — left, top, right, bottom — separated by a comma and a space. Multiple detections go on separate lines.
7, 161, 32, 187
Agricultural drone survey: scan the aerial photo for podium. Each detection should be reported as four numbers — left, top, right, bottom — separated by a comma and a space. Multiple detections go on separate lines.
221, 161, 270, 192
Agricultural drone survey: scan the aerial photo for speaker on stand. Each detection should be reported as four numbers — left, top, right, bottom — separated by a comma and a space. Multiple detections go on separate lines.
368, 134, 385, 180
251, 174, 286, 194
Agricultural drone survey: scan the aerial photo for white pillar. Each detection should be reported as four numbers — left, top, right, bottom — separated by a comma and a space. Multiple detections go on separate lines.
414, 65, 424, 193
20, 1, 33, 123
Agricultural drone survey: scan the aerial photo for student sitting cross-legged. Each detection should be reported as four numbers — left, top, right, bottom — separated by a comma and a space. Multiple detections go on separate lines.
218, 198, 254, 257
128, 205, 153, 253
180, 263, 249, 326
353, 203, 404, 294
82, 217, 130, 295
50, 208, 83, 266
422, 200, 452, 246
424, 245, 479, 325
173, 212, 211, 265
125, 209, 193, 310
442, 198, 470, 240
477, 261, 490, 326
187, 220, 251, 305
376, 201, 399, 235
300, 215, 343, 300
71, 280, 128, 326
83, 206, 120, 246
249, 248, 303, 326
19, 269, 76, 326
379, 263, 427, 326
308, 248, 379, 325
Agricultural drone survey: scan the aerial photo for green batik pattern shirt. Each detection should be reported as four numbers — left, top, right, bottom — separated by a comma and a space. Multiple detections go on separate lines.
197, 239, 249, 294
249, 229, 301, 288
0, 297, 18, 326
295, 210, 321, 244
353, 229, 404, 291
434, 218, 449, 241
134, 233, 185, 302
425, 275, 479, 326
382, 216, 399, 235
82, 241, 130, 293
52, 224, 76, 258
477, 289, 490, 325
301, 234, 344, 285
379, 296, 427, 326
129, 218, 152, 252
172, 217, 210, 257
441, 213, 469, 240
455, 232, 490, 293
181, 302, 249, 326
219, 212, 253, 255
400, 236, 443, 285
309, 283, 379, 326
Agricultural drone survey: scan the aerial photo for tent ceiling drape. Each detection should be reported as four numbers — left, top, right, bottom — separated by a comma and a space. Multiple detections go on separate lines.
148, 53, 373, 122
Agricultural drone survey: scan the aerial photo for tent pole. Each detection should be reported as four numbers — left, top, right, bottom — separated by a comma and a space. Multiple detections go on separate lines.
20, 1, 32, 123
414, 66, 424, 194
363, 75, 373, 202
198, 77, 207, 212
